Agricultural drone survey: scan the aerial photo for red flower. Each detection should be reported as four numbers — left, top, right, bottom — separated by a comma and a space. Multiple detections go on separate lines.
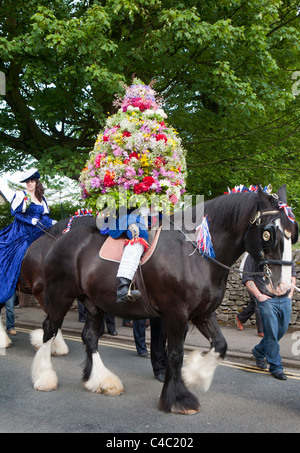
155, 133, 168, 144
122, 131, 132, 138
124, 151, 139, 164
129, 151, 139, 159
103, 174, 116, 187
103, 135, 110, 142
132, 98, 153, 112
133, 176, 155, 194
142, 176, 155, 187
154, 157, 166, 168
133, 183, 146, 194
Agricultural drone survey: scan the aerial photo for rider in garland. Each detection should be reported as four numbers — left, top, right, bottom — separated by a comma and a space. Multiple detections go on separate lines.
79, 78, 187, 303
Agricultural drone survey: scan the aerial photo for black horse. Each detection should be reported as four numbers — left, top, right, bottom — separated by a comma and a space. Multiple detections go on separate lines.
30, 186, 298, 414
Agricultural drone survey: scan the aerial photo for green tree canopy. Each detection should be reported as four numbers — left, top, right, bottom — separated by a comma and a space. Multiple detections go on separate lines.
0, 0, 299, 214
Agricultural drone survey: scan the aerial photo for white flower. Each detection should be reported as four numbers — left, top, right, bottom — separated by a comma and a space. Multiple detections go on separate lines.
127, 106, 140, 112
156, 109, 168, 118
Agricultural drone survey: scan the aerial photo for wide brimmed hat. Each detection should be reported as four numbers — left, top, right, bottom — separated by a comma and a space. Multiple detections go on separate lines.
20, 168, 41, 183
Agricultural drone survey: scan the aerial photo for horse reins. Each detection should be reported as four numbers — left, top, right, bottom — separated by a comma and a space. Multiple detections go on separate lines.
169, 208, 293, 280
35, 222, 57, 240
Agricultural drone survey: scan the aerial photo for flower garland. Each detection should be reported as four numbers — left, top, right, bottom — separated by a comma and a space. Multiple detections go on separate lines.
79, 78, 187, 215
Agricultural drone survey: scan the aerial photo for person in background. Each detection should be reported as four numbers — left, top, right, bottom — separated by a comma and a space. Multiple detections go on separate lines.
5, 292, 17, 336
235, 294, 264, 337
0, 168, 57, 307
242, 253, 296, 380
100, 314, 118, 336
133, 319, 149, 358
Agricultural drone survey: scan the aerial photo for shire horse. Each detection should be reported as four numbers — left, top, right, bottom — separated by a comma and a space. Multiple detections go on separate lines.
29, 186, 298, 413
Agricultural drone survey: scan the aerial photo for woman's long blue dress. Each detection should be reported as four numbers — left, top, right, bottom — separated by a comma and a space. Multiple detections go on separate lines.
0, 191, 55, 305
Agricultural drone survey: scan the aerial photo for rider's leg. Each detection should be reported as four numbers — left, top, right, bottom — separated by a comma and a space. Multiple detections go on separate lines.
116, 240, 145, 303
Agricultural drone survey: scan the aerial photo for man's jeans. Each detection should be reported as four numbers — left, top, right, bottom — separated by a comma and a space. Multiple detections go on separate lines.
5, 293, 16, 331
253, 297, 292, 373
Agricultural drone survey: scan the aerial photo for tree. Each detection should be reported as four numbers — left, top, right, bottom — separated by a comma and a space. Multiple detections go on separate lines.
0, 0, 299, 214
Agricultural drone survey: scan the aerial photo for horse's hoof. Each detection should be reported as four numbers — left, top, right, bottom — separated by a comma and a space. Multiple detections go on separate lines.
171, 406, 201, 415
103, 386, 124, 397
33, 379, 58, 392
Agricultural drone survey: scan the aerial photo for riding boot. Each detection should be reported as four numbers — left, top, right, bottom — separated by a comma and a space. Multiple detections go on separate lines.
116, 241, 145, 303
116, 277, 141, 303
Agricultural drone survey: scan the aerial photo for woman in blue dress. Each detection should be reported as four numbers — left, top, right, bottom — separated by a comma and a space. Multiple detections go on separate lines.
0, 169, 57, 305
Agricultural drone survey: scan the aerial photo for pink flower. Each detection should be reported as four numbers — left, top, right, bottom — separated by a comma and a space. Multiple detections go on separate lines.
95, 153, 105, 168
112, 147, 123, 157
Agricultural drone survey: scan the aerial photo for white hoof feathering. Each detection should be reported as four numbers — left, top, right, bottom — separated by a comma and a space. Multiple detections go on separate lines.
182, 348, 221, 392
32, 338, 58, 391
30, 329, 69, 355
0, 315, 12, 349
84, 352, 124, 396
51, 330, 69, 356
30, 329, 44, 350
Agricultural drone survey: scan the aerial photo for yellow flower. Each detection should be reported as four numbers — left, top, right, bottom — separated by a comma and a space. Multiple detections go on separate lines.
140, 155, 150, 166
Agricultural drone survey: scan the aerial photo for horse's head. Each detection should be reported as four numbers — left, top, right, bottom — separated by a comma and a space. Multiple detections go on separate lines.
244, 185, 298, 295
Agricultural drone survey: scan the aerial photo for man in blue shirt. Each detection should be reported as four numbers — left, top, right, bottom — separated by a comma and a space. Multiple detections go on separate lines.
242, 254, 296, 380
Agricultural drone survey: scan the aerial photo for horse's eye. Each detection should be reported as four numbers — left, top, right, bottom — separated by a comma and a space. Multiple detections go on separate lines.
262, 230, 271, 241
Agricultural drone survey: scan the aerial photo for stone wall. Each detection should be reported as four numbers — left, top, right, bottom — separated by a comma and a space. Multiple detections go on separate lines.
217, 250, 300, 327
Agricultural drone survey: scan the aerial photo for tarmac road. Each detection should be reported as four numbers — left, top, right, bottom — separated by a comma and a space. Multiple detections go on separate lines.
0, 329, 299, 434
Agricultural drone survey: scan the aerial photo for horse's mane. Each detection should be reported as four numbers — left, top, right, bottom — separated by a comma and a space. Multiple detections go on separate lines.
48, 215, 96, 238
180, 190, 295, 236
204, 192, 259, 234
178, 192, 259, 235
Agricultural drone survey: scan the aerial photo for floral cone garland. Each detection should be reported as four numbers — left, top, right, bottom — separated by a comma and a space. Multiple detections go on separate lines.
79, 79, 187, 215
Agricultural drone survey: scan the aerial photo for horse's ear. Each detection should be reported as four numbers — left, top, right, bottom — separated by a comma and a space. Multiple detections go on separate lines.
256, 183, 269, 208
277, 184, 287, 203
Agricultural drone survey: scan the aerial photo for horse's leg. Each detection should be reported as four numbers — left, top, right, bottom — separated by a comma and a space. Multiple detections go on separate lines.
182, 312, 227, 392
82, 308, 124, 396
31, 295, 72, 391
31, 315, 59, 391
159, 314, 200, 415
0, 308, 12, 350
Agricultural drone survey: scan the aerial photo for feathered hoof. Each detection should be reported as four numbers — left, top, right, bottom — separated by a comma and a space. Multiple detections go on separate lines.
84, 374, 124, 396
171, 406, 201, 415
32, 370, 58, 392
0, 332, 12, 349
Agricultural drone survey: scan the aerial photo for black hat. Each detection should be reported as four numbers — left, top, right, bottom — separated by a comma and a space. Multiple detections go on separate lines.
20, 169, 41, 183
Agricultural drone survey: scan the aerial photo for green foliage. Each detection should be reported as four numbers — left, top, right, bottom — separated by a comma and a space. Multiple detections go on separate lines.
49, 201, 83, 221
0, 0, 299, 216
0, 202, 13, 229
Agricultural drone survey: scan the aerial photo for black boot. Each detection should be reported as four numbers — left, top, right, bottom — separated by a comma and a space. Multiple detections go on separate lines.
116, 277, 141, 303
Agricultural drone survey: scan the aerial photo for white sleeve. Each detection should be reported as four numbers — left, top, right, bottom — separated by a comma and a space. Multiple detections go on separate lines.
11, 191, 26, 212
41, 196, 50, 214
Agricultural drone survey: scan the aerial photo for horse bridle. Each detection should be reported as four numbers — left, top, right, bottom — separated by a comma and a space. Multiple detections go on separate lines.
250, 209, 293, 278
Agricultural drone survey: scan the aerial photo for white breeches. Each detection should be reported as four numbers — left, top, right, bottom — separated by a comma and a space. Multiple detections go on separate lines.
117, 242, 145, 280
